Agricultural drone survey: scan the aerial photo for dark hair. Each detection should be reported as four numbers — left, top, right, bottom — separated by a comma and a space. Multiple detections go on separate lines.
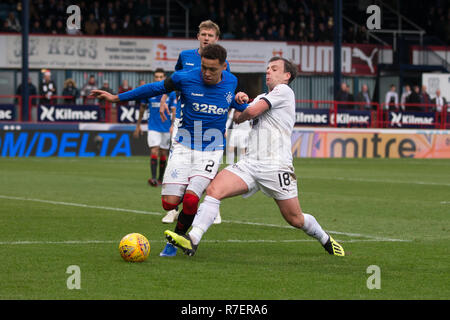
154, 68, 165, 74
269, 56, 298, 84
200, 44, 227, 65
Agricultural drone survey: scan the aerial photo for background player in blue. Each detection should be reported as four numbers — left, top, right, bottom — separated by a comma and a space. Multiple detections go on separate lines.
160, 20, 230, 225
91, 44, 247, 257
133, 70, 176, 186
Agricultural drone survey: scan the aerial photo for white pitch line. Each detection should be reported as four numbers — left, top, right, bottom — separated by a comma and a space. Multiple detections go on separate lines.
0, 194, 410, 242
0, 195, 161, 216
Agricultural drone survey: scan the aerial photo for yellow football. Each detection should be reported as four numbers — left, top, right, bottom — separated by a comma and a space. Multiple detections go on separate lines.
118, 233, 150, 262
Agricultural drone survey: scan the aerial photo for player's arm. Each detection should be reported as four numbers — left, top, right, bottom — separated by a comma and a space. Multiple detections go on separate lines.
235, 99, 269, 124
91, 78, 176, 103
133, 103, 146, 138
159, 94, 170, 121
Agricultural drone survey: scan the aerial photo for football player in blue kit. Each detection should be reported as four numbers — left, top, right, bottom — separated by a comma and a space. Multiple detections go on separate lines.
159, 21, 229, 230
133, 70, 177, 186
91, 44, 247, 257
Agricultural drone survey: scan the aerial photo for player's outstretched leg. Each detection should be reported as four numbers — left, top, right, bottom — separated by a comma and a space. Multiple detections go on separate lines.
164, 230, 198, 256
275, 198, 345, 256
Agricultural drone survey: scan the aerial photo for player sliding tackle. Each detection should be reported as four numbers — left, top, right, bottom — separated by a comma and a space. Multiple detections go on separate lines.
165, 57, 345, 257
91, 44, 248, 257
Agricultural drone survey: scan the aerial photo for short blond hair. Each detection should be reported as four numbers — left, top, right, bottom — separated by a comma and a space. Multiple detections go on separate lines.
198, 20, 220, 37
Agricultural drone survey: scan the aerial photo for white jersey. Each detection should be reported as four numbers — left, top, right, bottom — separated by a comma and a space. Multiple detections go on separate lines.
246, 83, 295, 166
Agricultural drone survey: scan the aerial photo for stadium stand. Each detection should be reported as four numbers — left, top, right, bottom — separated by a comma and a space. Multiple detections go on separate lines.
0, 0, 449, 128
1, 0, 447, 44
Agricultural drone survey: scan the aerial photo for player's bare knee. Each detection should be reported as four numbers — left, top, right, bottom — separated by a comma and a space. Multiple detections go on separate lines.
205, 183, 222, 200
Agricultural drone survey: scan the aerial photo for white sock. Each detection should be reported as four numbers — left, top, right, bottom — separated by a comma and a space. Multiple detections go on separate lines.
301, 213, 329, 245
189, 195, 221, 245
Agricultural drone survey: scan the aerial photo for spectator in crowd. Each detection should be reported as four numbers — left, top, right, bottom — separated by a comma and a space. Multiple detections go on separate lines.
432, 89, 448, 112
31, 20, 43, 34
53, 20, 66, 35
109, 21, 120, 35
142, 16, 153, 35
420, 85, 431, 107
400, 84, 411, 111
16, 77, 38, 105
384, 84, 398, 110
355, 84, 371, 110
336, 82, 354, 109
84, 13, 99, 35
39, 70, 56, 105
62, 78, 80, 104
42, 18, 53, 34
406, 85, 422, 111
154, 15, 168, 37
121, 14, 135, 36
81, 75, 98, 105
118, 79, 132, 106
5, 12, 21, 32
97, 79, 114, 121
316, 22, 331, 42
99, 79, 114, 95
134, 19, 146, 36
98, 21, 108, 36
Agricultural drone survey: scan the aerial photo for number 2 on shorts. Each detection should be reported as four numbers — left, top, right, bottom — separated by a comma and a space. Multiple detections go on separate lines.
205, 160, 215, 173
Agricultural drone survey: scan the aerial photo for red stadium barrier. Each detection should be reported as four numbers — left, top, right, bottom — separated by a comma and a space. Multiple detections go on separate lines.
296, 100, 381, 128
2, 95, 448, 129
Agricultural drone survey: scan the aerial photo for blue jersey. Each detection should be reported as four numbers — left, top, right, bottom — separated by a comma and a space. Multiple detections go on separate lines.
174, 49, 231, 119
118, 68, 247, 151
145, 94, 171, 133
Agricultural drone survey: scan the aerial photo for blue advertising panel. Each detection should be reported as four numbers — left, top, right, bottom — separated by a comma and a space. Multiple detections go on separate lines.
117, 105, 149, 123
388, 111, 436, 128
295, 109, 372, 127
0, 104, 16, 121
37, 105, 101, 122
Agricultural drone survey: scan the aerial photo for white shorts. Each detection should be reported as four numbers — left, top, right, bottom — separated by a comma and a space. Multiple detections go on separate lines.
162, 141, 223, 185
224, 159, 298, 200
147, 130, 171, 150
171, 118, 181, 144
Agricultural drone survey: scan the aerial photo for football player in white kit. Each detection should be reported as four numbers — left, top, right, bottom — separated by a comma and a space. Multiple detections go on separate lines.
165, 57, 345, 257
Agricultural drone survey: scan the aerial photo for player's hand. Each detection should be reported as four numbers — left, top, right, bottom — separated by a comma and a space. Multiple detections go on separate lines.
91, 90, 119, 102
133, 126, 142, 139
235, 92, 249, 104
160, 102, 169, 122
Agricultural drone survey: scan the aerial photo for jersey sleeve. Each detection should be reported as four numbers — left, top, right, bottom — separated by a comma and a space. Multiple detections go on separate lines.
118, 80, 167, 102
175, 53, 183, 71
261, 84, 292, 109
226, 61, 231, 72
230, 98, 248, 112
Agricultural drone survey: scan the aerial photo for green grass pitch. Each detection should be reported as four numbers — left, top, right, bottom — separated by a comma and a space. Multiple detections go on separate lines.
0, 157, 449, 300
